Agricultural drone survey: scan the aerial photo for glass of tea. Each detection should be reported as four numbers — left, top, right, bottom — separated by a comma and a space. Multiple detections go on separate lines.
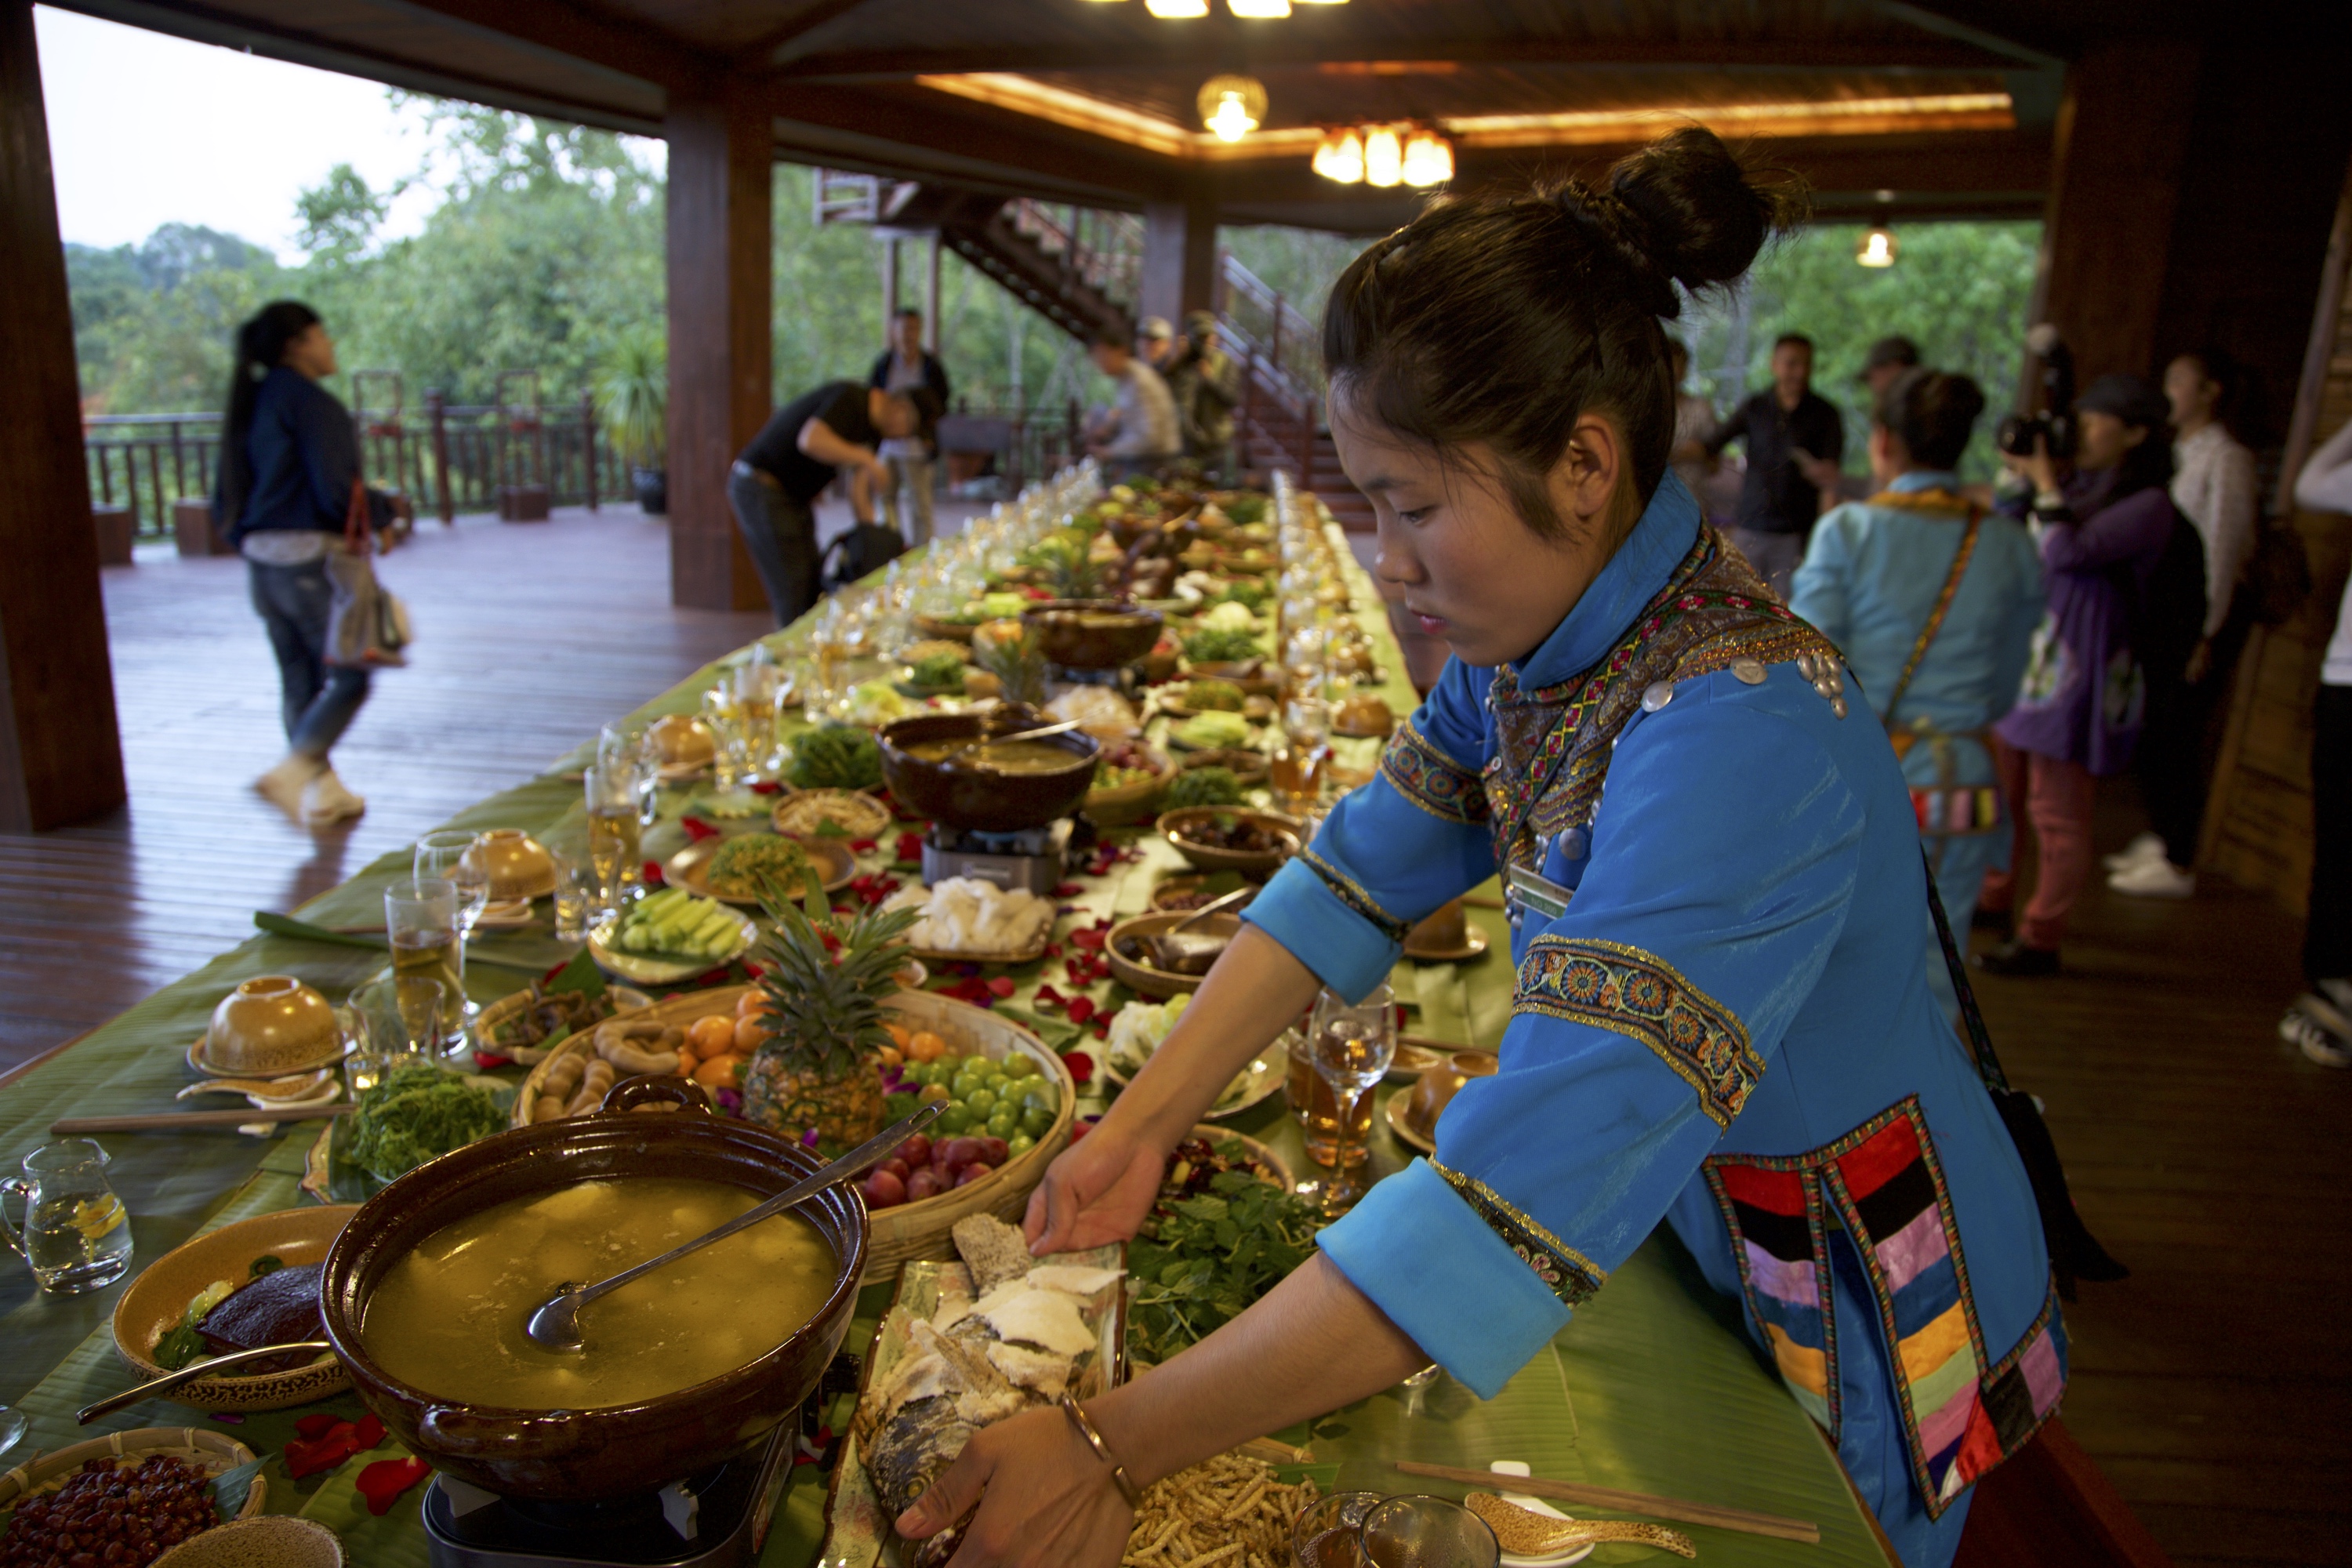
1286, 1035, 1376, 1169
1291, 1491, 1381, 1568
1359, 1496, 1500, 1568
585, 762, 644, 908
1304, 983, 1396, 1214
383, 880, 464, 1054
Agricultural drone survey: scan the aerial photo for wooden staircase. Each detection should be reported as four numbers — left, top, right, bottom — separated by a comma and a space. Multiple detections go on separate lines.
815, 172, 1373, 528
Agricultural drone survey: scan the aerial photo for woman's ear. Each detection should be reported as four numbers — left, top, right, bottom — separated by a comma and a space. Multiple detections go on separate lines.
1547, 413, 1628, 542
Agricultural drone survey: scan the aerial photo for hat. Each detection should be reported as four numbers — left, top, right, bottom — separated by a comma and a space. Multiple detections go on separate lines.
1182, 309, 1218, 339
1857, 336, 1920, 379
2075, 372, 2169, 429
1139, 316, 1174, 341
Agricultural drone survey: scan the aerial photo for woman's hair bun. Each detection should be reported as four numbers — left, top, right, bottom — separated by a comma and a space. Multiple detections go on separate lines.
1601, 126, 1805, 295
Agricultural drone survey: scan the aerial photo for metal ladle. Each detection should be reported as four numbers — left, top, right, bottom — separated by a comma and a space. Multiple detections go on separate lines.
936, 717, 1088, 771
79, 1341, 335, 1425
524, 1101, 944, 1352
1142, 884, 1254, 974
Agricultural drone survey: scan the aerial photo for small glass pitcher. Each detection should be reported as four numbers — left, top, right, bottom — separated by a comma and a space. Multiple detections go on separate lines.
0, 1139, 135, 1294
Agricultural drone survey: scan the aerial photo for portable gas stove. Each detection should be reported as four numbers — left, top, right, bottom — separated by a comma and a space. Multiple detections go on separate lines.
420, 1358, 858, 1568
1047, 664, 1138, 700
920, 817, 1096, 895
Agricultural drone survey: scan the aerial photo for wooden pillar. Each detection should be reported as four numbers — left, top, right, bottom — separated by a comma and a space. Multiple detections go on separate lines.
880, 235, 900, 325
664, 73, 771, 612
0, 0, 125, 831
924, 232, 942, 355
1141, 183, 1218, 328
2025, 40, 2204, 388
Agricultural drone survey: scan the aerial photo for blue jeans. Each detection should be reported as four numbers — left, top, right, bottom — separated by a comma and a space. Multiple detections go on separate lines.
727, 467, 819, 627
249, 557, 371, 759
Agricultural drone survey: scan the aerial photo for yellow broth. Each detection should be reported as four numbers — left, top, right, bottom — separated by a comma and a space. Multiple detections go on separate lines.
903, 738, 1085, 775
361, 1178, 835, 1409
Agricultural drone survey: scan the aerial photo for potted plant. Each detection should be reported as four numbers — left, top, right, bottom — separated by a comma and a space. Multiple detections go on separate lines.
597, 334, 667, 515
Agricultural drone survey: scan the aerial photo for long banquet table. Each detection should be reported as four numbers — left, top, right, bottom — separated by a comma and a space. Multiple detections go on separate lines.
0, 524, 1893, 1566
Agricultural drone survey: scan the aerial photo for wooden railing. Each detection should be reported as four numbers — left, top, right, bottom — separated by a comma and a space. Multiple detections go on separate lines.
1008, 199, 1144, 313
83, 396, 633, 537
1216, 251, 1327, 492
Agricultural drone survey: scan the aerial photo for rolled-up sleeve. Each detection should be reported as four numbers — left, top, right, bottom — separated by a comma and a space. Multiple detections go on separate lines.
1244, 656, 1496, 1001
1318, 680, 1865, 1396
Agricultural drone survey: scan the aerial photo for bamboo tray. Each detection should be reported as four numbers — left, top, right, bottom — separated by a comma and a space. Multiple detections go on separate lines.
0, 1427, 265, 1519
507, 984, 1076, 1283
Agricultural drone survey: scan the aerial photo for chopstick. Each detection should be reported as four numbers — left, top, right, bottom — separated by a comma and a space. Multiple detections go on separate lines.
51, 1105, 354, 1136
1391, 1461, 1820, 1544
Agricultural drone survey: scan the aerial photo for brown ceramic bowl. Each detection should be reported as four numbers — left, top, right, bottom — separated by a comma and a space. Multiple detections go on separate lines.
204, 976, 341, 1077
1020, 601, 1164, 670
1159, 807, 1302, 877
1175, 747, 1270, 787
318, 1102, 867, 1501
1105, 911, 1243, 999
462, 829, 557, 901
1403, 1049, 1501, 1135
877, 706, 1100, 833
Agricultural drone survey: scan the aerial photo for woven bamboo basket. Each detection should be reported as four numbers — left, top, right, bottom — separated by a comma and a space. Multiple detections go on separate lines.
508, 983, 1075, 1283
0, 1427, 264, 1518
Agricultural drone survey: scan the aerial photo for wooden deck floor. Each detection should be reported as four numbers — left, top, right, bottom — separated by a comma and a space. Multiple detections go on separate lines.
2, 514, 2343, 1566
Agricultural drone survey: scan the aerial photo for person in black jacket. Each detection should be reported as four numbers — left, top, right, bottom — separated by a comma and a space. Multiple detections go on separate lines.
731, 381, 922, 626
1701, 332, 1845, 598
212, 300, 391, 828
868, 309, 951, 546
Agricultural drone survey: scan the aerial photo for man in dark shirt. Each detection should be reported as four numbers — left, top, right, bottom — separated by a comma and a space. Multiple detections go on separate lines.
728, 380, 920, 626
1703, 332, 1845, 598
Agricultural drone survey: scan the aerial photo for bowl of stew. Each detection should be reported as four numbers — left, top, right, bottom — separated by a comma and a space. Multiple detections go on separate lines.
318, 1082, 866, 1501
878, 707, 1101, 832
1019, 601, 1164, 670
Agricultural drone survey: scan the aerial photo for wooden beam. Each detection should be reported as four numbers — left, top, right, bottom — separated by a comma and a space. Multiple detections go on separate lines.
0, 0, 127, 831
666, 74, 774, 615
735, 0, 881, 68
771, 36, 2020, 81
1142, 183, 1219, 327
389, 0, 706, 93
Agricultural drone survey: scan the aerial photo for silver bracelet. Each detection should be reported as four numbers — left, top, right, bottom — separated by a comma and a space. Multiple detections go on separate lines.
1059, 1393, 1142, 1508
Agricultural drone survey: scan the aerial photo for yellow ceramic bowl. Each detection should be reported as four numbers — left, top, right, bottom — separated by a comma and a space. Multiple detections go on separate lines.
650, 713, 714, 767
111, 1206, 358, 1411
204, 976, 339, 1076
463, 828, 556, 900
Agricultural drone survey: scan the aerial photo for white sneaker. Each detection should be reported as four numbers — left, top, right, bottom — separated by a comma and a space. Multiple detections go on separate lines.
255, 753, 325, 821
2281, 1007, 2351, 1068
2303, 982, 2352, 1040
300, 767, 366, 826
2102, 833, 2166, 873
2107, 858, 2194, 898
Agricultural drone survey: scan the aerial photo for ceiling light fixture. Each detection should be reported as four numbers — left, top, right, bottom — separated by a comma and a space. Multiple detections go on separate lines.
1400, 127, 1453, 187
1857, 226, 1899, 267
1362, 125, 1403, 187
1198, 74, 1267, 143
1312, 127, 1364, 183
1143, 0, 1208, 16
1227, 0, 1290, 15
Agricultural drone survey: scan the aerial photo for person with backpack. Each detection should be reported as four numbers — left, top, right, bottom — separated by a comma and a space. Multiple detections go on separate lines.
1977, 375, 2199, 975
213, 300, 402, 829
728, 380, 924, 626
1791, 368, 2045, 961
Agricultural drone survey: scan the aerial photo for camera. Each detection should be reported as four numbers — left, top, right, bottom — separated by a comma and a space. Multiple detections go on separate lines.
1996, 323, 2076, 459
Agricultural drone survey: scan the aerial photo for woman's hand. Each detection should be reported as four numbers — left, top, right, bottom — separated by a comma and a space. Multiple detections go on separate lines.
2002, 434, 2061, 497
895, 1404, 1134, 1567
1023, 1118, 1168, 1254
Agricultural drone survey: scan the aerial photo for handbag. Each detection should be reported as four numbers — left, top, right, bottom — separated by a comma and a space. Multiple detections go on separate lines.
325, 479, 412, 668
1922, 858, 2128, 1299
822, 520, 909, 592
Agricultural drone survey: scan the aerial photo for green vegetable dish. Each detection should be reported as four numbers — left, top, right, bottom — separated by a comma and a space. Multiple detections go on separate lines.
907, 651, 966, 691
1127, 1164, 1321, 1365
705, 833, 814, 898
1181, 679, 1246, 712
788, 723, 883, 790
1181, 628, 1261, 666
1162, 765, 1243, 811
345, 1063, 506, 1183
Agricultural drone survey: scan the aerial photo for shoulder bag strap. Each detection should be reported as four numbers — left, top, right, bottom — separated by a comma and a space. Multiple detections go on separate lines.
1919, 846, 2009, 1092
1880, 506, 1981, 728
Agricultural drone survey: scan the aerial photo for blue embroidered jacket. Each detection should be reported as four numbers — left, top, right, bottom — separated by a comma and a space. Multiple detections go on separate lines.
1246, 475, 2063, 1520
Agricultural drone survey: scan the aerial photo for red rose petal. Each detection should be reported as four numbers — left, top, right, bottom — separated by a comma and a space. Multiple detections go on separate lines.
357, 1455, 433, 1515
1066, 996, 1096, 1025
641, 861, 666, 887
985, 976, 1017, 998
680, 816, 721, 844
353, 1414, 387, 1450
1071, 928, 1107, 952
1052, 881, 1083, 898
293, 1414, 343, 1441
1060, 1051, 1095, 1084
750, 781, 782, 795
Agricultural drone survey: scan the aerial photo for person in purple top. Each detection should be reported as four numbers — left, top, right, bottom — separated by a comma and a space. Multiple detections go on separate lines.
1978, 374, 2198, 975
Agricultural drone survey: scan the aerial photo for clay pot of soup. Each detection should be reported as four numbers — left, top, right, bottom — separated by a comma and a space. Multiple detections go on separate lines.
878, 707, 1099, 833
318, 1084, 866, 1501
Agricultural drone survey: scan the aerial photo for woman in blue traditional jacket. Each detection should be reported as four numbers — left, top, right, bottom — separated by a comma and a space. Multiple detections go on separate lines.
897, 130, 2061, 1568
1791, 369, 2045, 953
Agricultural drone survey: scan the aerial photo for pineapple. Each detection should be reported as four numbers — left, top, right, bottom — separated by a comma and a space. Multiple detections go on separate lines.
1025, 531, 1109, 602
973, 619, 1049, 708
740, 877, 920, 1152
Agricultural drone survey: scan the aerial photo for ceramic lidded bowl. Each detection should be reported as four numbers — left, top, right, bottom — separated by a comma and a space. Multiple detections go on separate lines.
205, 977, 340, 1076
463, 828, 556, 900
648, 713, 714, 767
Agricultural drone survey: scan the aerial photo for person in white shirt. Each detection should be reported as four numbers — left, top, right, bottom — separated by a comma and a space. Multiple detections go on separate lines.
2281, 414, 2352, 1065
868, 308, 950, 546
1085, 336, 1179, 479
2110, 350, 2261, 899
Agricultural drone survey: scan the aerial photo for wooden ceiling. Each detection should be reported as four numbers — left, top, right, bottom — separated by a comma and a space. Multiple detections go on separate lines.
53, 0, 2128, 228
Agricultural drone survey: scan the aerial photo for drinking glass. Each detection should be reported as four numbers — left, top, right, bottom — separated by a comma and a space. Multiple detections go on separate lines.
386, 878, 465, 1051
544, 830, 600, 938
1272, 697, 1330, 815
1292, 1491, 1381, 1568
0, 1139, 134, 1294
1358, 1496, 1499, 1568
600, 722, 660, 826
701, 689, 752, 791
1304, 983, 1396, 1214
349, 974, 445, 1066
731, 665, 781, 779
414, 831, 488, 1013
585, 762, 644, 906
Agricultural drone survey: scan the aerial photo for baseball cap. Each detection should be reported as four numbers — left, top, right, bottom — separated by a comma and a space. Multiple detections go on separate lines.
1139, 316, 1174, 341
1182, 309, 1218, 339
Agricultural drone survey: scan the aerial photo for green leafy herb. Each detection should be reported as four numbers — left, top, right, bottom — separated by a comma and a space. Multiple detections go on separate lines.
1182, 628, 1261, 666
248, 1254, 284, 1279
543, 946, 608, 1000
787, 724, 883, 790
1163, 766, 1243, 811
152, 1321, 209, 1371
1126, 1171, 1322, 1365
344, 1064, 506, 1182
1221, 495, 1268, 525
1181, 677, 1247, 711
909, 650, 967, 690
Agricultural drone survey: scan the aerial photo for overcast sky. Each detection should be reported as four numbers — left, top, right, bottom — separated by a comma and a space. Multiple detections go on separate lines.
31, 5, 659, 260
